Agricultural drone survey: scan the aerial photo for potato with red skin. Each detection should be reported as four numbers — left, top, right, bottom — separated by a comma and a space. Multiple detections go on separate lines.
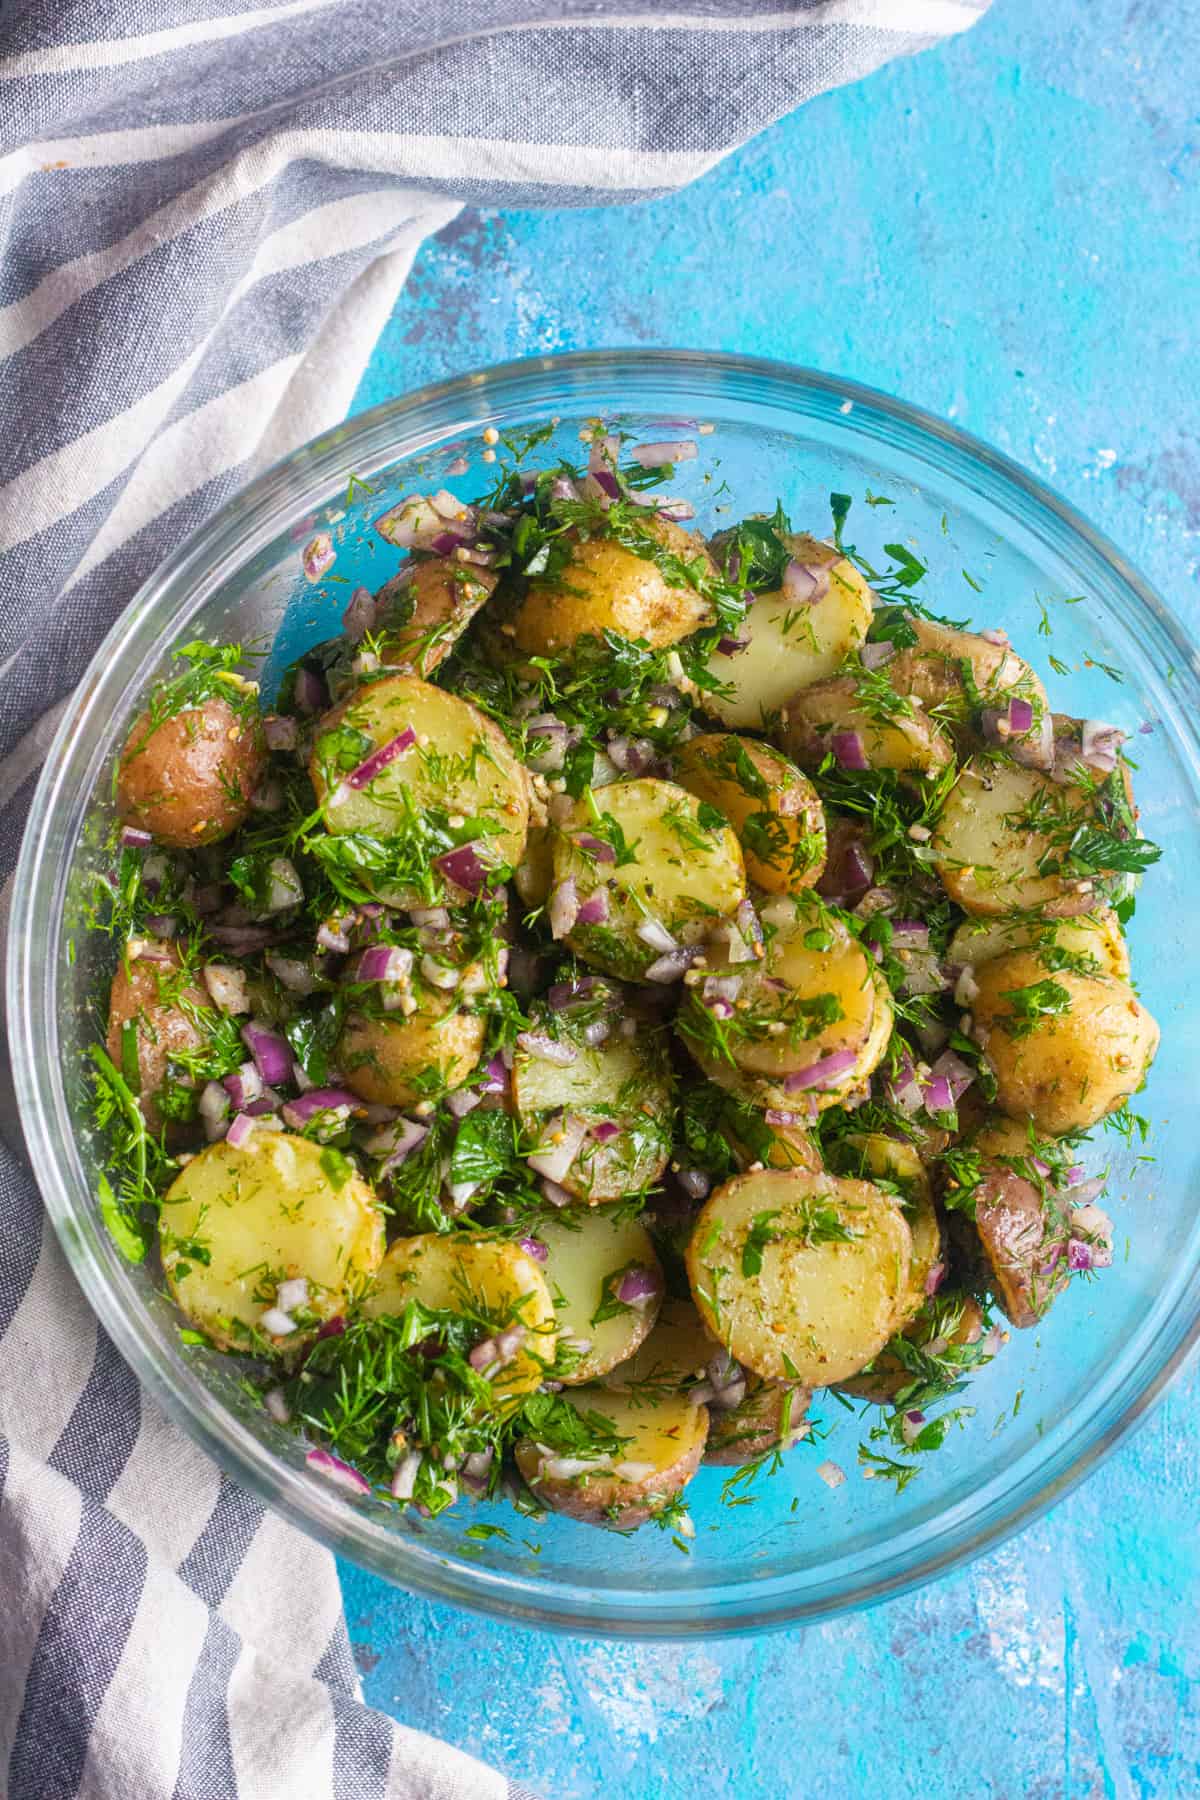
704, 1379, 811, 1466
336, 999, 485, 1109
970, 950, 1160, 1135
508, 517, 716, 656
778, 674, 953, 779
514, 1384, 709, 1528
837, 1294, 986, 1402
886, 615, 1050, 758
375, 556, 497, 678
673, 732, 826, 894
973, 1164, 1071, 1328
106, 945, 213, 1134
117, 695, 266, 847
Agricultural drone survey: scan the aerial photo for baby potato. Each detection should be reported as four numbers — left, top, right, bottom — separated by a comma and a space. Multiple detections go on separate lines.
534, 1209, 663, 1384
513, 823, 555, 909
117, 694, 266, 847
364, 1234, 557, 1403
337, 994, 485, 1109
932, 757, 1120, 918
886, 616, 1050, 748
720, 1107, 824, 1175
704, 1378, 811, 1466
973, 1163, 1070, 1328
678, 894, 886, 1113
685, 1169, 912, 1386
673, 732, 826, 894
106, 944, 214, 1135
605, 1294, 716, 1391
551, 778, 746, 980
837, 1292, 986, 1403
512, 1023, 673, 1201
515, 1384, 708, 1527
508, 516, 716, 656
829, 1133, 944, 1328
161, 1130, 384, 1352
948, 907, 1130, 981
777, 674, 953, 780
702, 534, 875, 728
310, 673, 529, 906
375, 556, 497, 678
969, 950, 1160, 1136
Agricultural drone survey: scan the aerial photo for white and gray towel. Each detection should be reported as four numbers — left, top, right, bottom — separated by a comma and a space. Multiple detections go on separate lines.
0, 4, 990, 1794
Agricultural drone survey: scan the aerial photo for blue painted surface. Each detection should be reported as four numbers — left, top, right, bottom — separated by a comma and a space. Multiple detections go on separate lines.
338, 1, 1200, 1791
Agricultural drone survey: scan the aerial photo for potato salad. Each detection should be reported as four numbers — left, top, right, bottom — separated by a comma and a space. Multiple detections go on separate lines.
88, 425, 1161, 1536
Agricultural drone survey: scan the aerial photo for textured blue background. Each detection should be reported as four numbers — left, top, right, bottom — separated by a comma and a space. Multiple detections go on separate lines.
338, 2, 1200, 1792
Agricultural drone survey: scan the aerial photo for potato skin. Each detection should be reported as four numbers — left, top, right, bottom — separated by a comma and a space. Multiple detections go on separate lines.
973, 1165, 1069, 1328
673, 732, 826, 894
117, 696, 266, 847
703, 1379, 811, 1466
515, 1385, 709, 1527
337, 1002, 485, 1108
837, 1294, 985, 1402
778, 674, 953, 779
376, 556, 497, 678
970, 950, 1160, 1135
510, 517, 716, 656
887, 616, 1049, 743
106, 945, 211, 1134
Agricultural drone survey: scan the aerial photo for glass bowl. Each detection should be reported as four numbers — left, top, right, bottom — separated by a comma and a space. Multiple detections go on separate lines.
10, 350, 1200, 1639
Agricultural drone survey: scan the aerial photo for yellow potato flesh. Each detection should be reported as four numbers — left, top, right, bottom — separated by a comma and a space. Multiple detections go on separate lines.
536, 1210, 662, 1383
673, 732, 826, 894
932, 757, 1108, 917
161, 1132, 384, 1351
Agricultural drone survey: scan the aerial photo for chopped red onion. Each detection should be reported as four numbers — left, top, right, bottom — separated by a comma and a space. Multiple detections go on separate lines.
924, 1261, 946, 1297
630, 438, 698, 467
277, 1277, 308, 1313
260, 1306, 296, 1336
516, 1030, 578, 1067
783, 1049, 859, 1092
783, 559, 831, 605
548, 877, 579, 940
265, 952, 321, 995
342, 586, 377, 641
263, 1387, 291, 1425
655, 497, 696, 522
576, 891, 610, 926
888, 921, 930, 949
676, 1168, 712, 1200
519, 1237, 549, 1264
549, 475, 580, 504
1067, 1240, 1094, 1272
316, 1315, 346, 1341
306, 1448, 371, 1496
706, 997, 734, 1019
199, 1081, 231, 1142
635, 917, 678, 955
527, 1111, 589, 1184
446, 1087, 481, 1119
241, 1020, 294, 1088
429, 487, 471, 521
928, 1049, 976, 1103
249, 776, 284, 814
364, 1116, 429, 1170
281, 1087, 360, 1128
1068, 1178, 1107, 1208
573, 832, 617, 864
192, 883, 223, 915
583, 469, 620, 504
644, 948, 696, 983
390, 1450, 423, 1502
435, 842, 491, 896
144, 913, 179, 939
717, 634, 750, 657
763, 1109, 800, 1127
302, 533, 335, 582
202, 962, 250, 1017
703, 974, 743, 1005
345, 727, 417, 791
1065, 1164, 1086, 1188
816, 1460, 846, 1490
1081, 719, 1127, 773
316, 914, 353, 954
409, 905, 449, 929
356, 944, 414, 984
978, 627, 1009, 646
923, 1075, 955, 1115
479, 1055, 510, 1095
223, 1062, 263, 1110
587, 433, 620, 472
831, 730, 870, 771
859, 641, 895, 672
901, 1410, 927, 1448
590, 1120, 622, 1144
119, 825, 154, 850
225, 1113, 256, 1150
616, 1266, 662, 1306
539, 1178, 574, 1208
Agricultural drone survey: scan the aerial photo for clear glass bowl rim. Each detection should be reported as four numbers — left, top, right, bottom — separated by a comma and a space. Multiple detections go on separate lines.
10, 347, 1200, 1640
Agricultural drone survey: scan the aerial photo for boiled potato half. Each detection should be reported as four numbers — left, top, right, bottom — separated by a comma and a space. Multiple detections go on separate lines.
778, 673, 953, 780
673, 732, 826, 894
161, 1130, 385, 1351
886, 615, 1049, 748
375, 556, 498, 678
535, 1209, 663, 1383
829, 1133, 943, 1329
364, 1234, 557, 1403
310, 673, 529, 906
948, 908, 1130, 981
701, 534, 874, 728
512, 1023, 673, 1200
678, 893, 888, 1113
507, 516, 716, 656
969, 950, 1159, 1136
932, 757, 1124, 918
685, 1169, 912, 1386
550, 777, 746, 980
117, 694, 266, 848
838, 1293, 986, 1403
515, 1384, 708, 1527
106, 943, 215, 1136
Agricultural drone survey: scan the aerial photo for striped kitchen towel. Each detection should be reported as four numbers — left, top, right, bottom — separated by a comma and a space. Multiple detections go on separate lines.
0, 3, 990, 1795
